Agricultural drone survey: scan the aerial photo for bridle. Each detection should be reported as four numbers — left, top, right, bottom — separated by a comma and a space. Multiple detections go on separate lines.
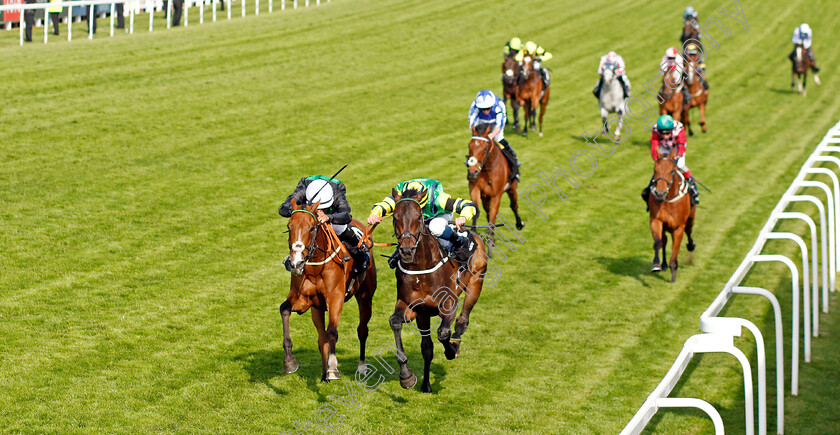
652, 157, 687, 202
394, 198, 425, 253
465, 135, 498, 179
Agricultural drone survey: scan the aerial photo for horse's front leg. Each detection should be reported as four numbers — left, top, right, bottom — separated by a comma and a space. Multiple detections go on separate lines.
699, 102, 707, 133
355, 287, 374, 375
324, 290, 345, 380
507, 180, 525, 230
469, 183, 482, 228
670, 226, 686, 282
437, 304, 458, 361
512, 97, 521, 131
417, 314, 434, 393
600, 107, 609, 136
280, 299, 299, 374
650, 219, 664, 272
389, 301, 417, 389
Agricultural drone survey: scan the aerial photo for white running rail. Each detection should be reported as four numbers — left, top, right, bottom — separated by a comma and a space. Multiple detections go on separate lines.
622, 119, 840, 435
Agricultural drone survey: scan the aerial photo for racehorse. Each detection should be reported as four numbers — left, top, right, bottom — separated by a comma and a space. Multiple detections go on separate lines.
280, 199, 377, 381
597, 61, 627, 138
658, 66, 684, 121
682, 58, 708, 135
680, 19, 700, 45
502, 57, 522, 131
648, 151, 696, 282
791, 44, 818, 96
466, 123, 525, 255
517, 53, 550, 137
386, 189, 487, 393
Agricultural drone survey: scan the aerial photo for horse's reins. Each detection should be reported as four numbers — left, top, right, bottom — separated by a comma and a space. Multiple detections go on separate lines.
467, 136, 499, 174
289, 209, 346, 267
652, 157, 689, 203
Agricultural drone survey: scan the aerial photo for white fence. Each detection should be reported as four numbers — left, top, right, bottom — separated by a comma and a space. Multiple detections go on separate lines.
622, 119, 840, 435
0, 0, 327, 45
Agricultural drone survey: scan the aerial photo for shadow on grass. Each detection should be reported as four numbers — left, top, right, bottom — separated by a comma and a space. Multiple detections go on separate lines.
595, 255, 668, 286
768, 87, 798, 95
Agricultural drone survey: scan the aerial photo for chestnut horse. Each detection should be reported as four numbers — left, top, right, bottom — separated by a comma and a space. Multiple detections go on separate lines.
502, 57, 522, 131
387, 190, 487, 393
517, 53, 550, 137
280, 199, 377, 381
683, 57, 708, 135
466, 123, 525, 255
659, 66, 684, 120
680, 19, 700, 45
648, 151, 696, 282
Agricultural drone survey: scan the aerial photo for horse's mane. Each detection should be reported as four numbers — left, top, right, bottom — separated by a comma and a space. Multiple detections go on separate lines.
400, 187, 425, 200
474, 123, 493, 136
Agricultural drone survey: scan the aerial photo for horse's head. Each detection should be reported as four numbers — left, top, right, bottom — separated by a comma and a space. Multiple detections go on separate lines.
602, 62, 616, 84
502, 58, 520, 86
652, 149, 678, 202
392, 188, 426, 264
683, 19, 699, 36
466, 123, 495, 181
663, 66, 682, 91
286, 198, 321, 275
520, 54, 534, 80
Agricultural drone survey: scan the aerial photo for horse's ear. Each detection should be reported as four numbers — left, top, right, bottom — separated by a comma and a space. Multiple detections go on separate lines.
668, 148, 677, 159
471, 125, 478, 136
290, 198, 300, 209
309, 201, 320, 211
392, 188, 401, 200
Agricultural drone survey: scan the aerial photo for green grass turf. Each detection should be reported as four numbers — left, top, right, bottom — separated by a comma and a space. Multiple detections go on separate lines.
1, 0, 840, 432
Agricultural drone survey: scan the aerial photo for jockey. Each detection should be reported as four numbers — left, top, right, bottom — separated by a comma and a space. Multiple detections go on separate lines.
469, 89, 520, 182
279, 175, 370, 275
680, 6, 701, 44
789, 23, 820, 76
684, 43, 709, 91
592, 51, 631, 99
661, 47, 692, 109
366, 178, 478, 265
515, 40, 552, 89
642, 115, 699, 208
504, 37, 523, 60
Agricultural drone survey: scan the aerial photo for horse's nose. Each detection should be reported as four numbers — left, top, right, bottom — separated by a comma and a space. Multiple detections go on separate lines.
467, 171, 479, 181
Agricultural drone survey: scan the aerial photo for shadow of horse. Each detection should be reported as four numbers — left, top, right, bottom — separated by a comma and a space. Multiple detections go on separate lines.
768, 87, 798, 94
595, 255, 671, 286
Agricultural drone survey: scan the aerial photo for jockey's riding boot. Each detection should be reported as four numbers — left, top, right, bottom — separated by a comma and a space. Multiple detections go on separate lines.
388, 248, 399, 269
541, 69, 550, 89
447, 229, 476, 263
499, 139, 520, 182
592, 77, 604, 99
702, 78, 709, 90
338, 228, 370, 276
642, 187, 651, 212
618, 76, 630, 99
688, 178, 700, 205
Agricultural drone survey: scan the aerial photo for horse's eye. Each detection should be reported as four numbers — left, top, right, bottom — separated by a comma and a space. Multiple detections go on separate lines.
309, 227, 316, 232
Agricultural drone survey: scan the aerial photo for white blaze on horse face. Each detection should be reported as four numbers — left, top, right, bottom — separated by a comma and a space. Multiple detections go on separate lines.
796, 46, 802, 62
291, 240, 305, 266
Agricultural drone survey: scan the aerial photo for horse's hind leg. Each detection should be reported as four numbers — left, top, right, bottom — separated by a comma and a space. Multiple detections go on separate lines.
311, 307, 330, 381
686, 209, 696, 251
280, 300, 299, 374
389, 303, 417, 389
418, 314, 434, 393
507, 180, 525, 230
538, 87, 549, 137
355, 287, 374, 374
700, 103, 707, 133
670, 227, 686, 282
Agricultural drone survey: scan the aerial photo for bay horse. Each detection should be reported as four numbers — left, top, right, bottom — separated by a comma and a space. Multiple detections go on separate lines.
683, 57, 708, 135
387, 189, 487, 393
648, 150, 696, 282
680, 19, 700, 45
280, 199, 377, 381
517, 53, 549, 137
659, 66, 684, 121
466, 123, 525, 256
502, 57, 521, 131
598, 61, 627, 138
791, 44, 819, 96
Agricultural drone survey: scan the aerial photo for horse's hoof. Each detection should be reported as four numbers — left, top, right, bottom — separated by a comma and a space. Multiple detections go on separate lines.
357, 363, 369, 376
522, 131, 528, 137
687, 241, 696, 252
516, 222, 525, 230
420, 383, 433, 393
400, 372, 417, 389
326, 369, 341, 380
284, 359, 299, 374
651, 264, 662, 272
450, 338, 461, 358
671, 271, 678, 282
688, 130, 694, 136
539, 132, 543, 137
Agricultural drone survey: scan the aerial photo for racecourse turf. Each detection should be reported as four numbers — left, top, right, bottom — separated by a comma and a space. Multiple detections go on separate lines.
2, 0, 840, 433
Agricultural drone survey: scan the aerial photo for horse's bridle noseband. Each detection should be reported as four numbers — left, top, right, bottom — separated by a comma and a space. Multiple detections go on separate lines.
652, 157, 684, 202
394, 198, 425, 252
